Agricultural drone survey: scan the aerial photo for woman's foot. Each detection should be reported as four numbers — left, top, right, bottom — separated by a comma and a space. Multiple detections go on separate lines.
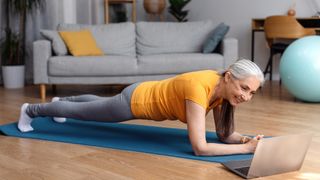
51, 97, 66, 123
18, 103, 34, 132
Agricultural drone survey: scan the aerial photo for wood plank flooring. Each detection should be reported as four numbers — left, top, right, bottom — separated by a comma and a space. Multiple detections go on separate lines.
0, 82, 320, 180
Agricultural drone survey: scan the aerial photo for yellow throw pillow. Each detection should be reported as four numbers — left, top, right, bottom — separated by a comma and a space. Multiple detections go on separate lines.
59, 30, 103, 56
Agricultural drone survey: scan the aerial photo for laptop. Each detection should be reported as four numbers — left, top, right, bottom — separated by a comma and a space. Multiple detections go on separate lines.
221, 133, 312, 179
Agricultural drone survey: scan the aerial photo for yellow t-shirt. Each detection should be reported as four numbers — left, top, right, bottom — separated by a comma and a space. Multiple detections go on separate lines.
131, 70, 222, 123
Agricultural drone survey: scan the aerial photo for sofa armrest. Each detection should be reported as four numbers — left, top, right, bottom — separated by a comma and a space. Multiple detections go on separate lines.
33, 40, 52, 84
221, 37, 238, 69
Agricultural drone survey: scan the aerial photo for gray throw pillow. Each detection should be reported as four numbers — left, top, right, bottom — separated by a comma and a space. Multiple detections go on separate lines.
40, 30, 68, 56
202, 23, 230, 53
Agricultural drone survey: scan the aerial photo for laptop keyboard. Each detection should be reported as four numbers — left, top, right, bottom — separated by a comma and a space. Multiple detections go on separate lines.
235, 166, 250, 176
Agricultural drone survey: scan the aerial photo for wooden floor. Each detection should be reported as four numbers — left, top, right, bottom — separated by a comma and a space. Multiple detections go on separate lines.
0, 82, 320, 180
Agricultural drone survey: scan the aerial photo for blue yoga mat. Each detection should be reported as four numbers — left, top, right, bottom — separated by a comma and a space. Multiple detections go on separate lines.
0, 117, 253, 163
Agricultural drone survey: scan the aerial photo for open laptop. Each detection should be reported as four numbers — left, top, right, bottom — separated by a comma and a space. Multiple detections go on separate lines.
222, 133, 312, 179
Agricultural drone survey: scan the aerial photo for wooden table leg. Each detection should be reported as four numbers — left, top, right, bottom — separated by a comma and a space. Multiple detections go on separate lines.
104, 0, 109, 23
132, 0, 136, 22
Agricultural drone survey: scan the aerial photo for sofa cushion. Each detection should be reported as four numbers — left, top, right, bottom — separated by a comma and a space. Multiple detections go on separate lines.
202, 23, 230, 53
48, 56, 137, 76
137, 53, 224, 75
136, 21, 214, 55
59, 30, 104, 56
40, 30, 68, 56
57, 22, 136, 56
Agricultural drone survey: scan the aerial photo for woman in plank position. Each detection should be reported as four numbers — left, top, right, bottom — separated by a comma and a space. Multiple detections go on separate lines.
18, 59, 264, 156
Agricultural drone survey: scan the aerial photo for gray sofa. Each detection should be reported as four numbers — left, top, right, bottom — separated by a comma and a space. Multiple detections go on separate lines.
33, 21, 238, 100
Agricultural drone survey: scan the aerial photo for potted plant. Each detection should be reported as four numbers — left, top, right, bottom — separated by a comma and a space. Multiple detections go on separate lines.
0, 0, 45, 88
0, 28, 24, 88
168, 0, 191, 22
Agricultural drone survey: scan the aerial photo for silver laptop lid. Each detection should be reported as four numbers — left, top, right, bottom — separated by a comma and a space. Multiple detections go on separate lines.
248, 133, 312, 178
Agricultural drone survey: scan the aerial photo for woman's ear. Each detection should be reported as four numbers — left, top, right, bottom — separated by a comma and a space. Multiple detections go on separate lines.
224, 71, 232, 83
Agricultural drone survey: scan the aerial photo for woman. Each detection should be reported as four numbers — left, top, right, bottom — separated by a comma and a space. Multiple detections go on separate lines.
18, 59, 264, 156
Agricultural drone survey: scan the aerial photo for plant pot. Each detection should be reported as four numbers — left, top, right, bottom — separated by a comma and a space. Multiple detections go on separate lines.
2, 65, 25, 89
143, 0, 166, 14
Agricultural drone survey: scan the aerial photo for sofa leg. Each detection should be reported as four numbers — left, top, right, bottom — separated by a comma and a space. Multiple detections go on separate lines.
40, 84, 46, 101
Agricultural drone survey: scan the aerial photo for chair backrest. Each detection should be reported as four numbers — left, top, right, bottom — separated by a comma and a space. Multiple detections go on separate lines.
264, 15, 316, 46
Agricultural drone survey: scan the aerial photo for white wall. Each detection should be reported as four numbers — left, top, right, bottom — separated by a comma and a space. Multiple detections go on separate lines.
63, 0, 77, 23
136, 0, 319, 80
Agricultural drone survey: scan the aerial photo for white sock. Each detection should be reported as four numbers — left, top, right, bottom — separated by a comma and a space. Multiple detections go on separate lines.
52, 97, 60, 102
51, 97, 66, 123
18, 103, 34, 132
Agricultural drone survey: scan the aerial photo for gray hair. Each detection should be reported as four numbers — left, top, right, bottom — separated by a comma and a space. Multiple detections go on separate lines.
227, 59, 265, 86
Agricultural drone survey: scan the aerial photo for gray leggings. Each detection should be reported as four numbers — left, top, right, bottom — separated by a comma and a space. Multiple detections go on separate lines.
26, 83, 140, 122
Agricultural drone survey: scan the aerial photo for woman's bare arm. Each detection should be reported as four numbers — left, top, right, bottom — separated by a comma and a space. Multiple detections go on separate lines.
186, 100, 257, 156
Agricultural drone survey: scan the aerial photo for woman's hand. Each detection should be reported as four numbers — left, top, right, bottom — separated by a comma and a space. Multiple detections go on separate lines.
244, 135, 264, 153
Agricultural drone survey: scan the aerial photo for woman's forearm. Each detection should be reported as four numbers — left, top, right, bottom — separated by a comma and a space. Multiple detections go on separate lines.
195, 142, 250, 156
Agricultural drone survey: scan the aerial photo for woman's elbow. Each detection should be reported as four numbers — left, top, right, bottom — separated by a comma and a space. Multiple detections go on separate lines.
193, 144, 209, 156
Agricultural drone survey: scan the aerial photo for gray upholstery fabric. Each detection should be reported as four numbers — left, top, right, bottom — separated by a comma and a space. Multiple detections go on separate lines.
40, 30, 68, 56
48, 74, 177, 85
221, 38, 238, 68
33, 40, 51, 84
58, 22, 136, 56
137, 53, 223, 75
136, 21, 214, 55
48, 56, 137, 76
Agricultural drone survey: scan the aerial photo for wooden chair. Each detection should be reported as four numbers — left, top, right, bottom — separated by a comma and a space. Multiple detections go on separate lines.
263, 15, 316, 80
104, 0, 136, 24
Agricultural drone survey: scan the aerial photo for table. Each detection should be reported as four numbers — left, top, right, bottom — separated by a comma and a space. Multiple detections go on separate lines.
251, 17, 320, 61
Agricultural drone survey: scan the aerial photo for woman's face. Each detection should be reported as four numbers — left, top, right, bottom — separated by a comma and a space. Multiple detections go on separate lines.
224, 72, 260, 106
